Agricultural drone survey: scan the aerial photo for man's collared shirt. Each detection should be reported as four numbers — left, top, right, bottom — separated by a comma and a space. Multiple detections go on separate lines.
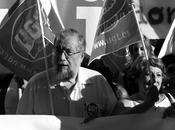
16, 67, 118, 117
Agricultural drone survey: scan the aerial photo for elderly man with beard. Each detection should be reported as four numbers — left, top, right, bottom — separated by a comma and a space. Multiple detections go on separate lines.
16, 28, 160, 121
16, 28, 119, 117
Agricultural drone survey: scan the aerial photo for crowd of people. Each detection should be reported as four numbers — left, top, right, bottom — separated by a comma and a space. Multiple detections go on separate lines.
1, 28, 175, 122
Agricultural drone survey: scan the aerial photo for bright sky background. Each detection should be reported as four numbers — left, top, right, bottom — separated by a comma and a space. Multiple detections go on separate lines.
0, 0, 16, 24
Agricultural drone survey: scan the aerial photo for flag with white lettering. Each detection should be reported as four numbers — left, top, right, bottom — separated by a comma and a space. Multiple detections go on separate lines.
89, 0, 141, 63
158, 18, 175, 58
0, 0, 63, 80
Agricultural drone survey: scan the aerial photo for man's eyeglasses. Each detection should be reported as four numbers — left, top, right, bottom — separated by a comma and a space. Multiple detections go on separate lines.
55, 49, 84, 57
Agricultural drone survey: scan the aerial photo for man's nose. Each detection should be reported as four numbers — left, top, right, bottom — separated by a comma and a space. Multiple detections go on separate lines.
58, 51, 67, 60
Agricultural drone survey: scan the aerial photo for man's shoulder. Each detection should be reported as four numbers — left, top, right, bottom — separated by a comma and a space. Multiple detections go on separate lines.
80, 67, 103, 77
79, 67, 107, 84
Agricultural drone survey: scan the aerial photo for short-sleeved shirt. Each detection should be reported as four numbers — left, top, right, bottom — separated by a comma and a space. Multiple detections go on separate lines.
16, 67, 119, 117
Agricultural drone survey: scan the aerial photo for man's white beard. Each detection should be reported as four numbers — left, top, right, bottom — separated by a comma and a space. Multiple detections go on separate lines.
57, 66, 73, 81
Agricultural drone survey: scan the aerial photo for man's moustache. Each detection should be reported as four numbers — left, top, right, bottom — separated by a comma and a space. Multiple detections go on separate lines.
57, 61, 68, 66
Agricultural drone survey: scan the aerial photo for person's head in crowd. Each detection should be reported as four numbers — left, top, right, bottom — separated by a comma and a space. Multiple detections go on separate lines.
127, 36, 155, 64
128, 42, 145, 61
122, 56, 175, 110
53, 28, 85, 82
124, 36, 155, 95
128, 56, 166, 95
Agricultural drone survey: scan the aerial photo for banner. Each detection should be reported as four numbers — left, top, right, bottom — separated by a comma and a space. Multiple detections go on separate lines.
0, 0, 175, 74
0, 110, 175, 130
1, 0, 175, 55
132, 0, 159, 39
89, 0, 141, 63
135, 0, 175, 39
0, 0, 63, 80
158, 18, 175, 58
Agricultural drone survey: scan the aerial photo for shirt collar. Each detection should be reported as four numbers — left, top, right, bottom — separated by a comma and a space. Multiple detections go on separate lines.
78, 67, 94, 85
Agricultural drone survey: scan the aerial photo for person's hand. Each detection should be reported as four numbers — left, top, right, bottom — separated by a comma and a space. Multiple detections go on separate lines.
145, 85, 159, 104
81, 114, 97, 124
162, 103, 175, 118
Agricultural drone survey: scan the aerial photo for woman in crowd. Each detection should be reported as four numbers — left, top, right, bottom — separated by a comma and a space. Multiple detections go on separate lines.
122, 56, 175, 109
123, 36, 155, 95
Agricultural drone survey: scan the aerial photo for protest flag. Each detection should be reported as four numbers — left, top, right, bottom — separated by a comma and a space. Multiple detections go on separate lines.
158, 18, 175, 58
0, 0, 63, 80
89, 0, 141, 64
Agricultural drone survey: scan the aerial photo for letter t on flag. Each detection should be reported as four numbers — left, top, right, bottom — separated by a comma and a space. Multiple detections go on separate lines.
89, 0, 141, 64
0, 0, 63, 80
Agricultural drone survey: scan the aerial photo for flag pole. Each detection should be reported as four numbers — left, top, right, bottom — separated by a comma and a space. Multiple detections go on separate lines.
131, 3, 149, 60
131, 2, 155, 86
36, 0, 54, 115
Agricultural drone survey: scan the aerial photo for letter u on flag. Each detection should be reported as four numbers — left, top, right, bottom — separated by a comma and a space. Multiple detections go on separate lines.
89, 0, 141, 63
0, 0, 63, 80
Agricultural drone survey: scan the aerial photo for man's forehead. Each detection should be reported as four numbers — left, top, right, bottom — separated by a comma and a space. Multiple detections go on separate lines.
57, 36, 79, 50
149, 66, 162, 73
60, 35, 79, 48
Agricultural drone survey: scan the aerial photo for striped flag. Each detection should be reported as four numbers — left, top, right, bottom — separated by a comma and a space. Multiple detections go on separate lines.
89, 0, 141, 63
158, 18, 175, 58
0, 0, 63, 80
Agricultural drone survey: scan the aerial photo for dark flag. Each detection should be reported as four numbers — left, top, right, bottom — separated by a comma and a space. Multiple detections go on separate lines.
0, 0, 63, 80
89, 0, 141, 63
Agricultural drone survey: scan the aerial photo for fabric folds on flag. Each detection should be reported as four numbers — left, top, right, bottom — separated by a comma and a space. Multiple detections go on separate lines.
158, 18, 175, 58
0, 0, 63, 80
89, 0, 141, 63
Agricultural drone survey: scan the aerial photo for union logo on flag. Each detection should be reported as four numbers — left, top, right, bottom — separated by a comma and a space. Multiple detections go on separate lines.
11, 4, 54, 61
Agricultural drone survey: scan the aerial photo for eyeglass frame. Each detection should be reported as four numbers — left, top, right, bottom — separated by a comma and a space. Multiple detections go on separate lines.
54, 49, 84, 57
